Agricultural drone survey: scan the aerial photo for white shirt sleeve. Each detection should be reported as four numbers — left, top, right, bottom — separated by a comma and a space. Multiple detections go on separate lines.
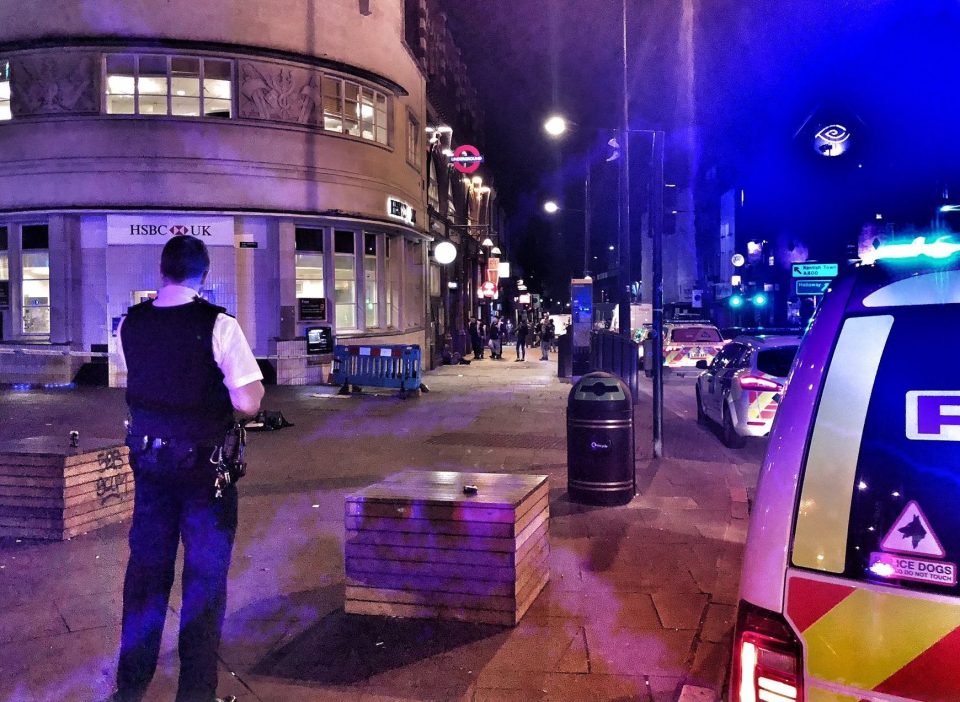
212, 314, 264, 389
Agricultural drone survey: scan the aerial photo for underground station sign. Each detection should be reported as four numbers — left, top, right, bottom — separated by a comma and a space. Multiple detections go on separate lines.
451, 145, 484, 174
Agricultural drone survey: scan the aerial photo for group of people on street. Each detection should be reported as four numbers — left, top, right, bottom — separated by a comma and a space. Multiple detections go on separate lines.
467, 314, 555, 362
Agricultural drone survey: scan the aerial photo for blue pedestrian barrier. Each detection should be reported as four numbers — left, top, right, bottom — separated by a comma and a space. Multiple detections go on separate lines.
330, 344, 425, 398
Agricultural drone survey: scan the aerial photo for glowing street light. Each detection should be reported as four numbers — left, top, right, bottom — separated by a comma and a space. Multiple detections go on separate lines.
481, 237, 493, 248
543, 201, 560, 214
543, 115, 568, 137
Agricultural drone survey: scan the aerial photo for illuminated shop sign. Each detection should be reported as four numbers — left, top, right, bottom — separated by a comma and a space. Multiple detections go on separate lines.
107, 215, 234, 246
451, 144, 483, 174
387, 198, 417, 226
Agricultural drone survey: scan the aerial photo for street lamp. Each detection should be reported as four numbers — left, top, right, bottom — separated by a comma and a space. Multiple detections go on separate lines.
543, 115, 568, 137
543, 200, 560, 214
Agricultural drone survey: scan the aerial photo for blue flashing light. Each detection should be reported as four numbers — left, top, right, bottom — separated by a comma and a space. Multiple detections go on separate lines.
752, 293, 768, 307
11, 383, 31, 392
729, 294, 744, 308
939, 205, 960, 213
866, 236, 960, 264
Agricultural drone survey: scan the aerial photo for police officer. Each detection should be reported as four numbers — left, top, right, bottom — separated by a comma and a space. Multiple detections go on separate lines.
107, 235, 264, 702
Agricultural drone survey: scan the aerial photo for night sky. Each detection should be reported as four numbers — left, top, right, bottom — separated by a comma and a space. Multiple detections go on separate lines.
445, 1, 960, 305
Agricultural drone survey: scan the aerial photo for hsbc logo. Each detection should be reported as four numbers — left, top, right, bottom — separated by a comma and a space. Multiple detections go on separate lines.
128, 224, 212, 237
906, 391, 960, 441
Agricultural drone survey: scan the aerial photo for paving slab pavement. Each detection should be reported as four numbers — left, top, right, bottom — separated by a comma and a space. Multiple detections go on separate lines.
0, 354, 760, 702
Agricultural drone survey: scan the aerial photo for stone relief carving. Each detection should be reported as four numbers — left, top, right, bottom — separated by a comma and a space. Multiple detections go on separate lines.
11, 54, 99, 116
238, 61, 321, 126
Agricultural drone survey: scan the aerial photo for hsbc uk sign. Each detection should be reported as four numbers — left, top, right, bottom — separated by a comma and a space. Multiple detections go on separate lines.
107, 215, 235, 246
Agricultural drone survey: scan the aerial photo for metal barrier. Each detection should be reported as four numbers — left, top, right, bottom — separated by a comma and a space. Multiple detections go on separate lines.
331, 344, 424, 398
589, 331, 640, 405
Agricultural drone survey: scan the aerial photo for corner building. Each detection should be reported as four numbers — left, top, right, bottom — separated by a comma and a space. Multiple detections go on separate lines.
0, 0, 429, 384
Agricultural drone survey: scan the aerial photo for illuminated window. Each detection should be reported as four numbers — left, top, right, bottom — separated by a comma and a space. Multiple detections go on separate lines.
105, 54, 233, 118
407, 110, 420, 169
364, 233, 379, 328
295, 228, 325, 314
386, 237, 400, 327
0, 228, 8, 312
322, 76, 389, 145
21, 225, 50, 336
334, 230, 356, 330
0, 61, 10, 121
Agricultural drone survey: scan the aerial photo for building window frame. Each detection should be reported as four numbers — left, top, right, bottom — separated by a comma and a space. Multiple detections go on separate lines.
294, 227, 327, 324
333, 229, 358, 332
406, 108, 420, 170
0, 60, 9, 121
19, 224, 50, 338
103, 53, 234, 118
321, 75, 390, 146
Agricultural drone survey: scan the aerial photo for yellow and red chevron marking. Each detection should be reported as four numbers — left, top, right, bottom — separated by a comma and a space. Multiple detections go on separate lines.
786, 573, 960, 701
747, 391, 779, 421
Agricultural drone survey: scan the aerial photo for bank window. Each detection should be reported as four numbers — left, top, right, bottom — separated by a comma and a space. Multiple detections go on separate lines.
334, 230, 356, 330
105, 54, 233, 118
364, 233, 379, 328
407, 110, 420, 169
322, 76, 389, 145
0, 61, 10, 121
386, 238, 399, 328
21, 225, 50, 336
0, 227, 8, 298
295, 228, 325, 309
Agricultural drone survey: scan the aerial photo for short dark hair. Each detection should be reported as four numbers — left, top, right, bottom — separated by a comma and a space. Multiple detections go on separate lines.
160, 235, 210, 282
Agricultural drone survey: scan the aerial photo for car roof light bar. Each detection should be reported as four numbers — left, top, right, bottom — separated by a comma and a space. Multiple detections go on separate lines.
864, 235, 960, 264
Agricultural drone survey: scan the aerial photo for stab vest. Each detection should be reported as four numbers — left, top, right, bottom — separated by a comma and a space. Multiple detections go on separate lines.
121, 297, 234, 444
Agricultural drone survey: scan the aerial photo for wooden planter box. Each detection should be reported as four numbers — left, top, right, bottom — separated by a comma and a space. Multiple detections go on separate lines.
345, 470, 549, 626
0, 436, 134, 540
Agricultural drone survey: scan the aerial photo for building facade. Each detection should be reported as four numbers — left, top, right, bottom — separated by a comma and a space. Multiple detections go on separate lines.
0, 0, 430, 384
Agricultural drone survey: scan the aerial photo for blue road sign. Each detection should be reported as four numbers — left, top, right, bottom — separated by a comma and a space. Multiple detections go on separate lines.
795, 279, 832, 296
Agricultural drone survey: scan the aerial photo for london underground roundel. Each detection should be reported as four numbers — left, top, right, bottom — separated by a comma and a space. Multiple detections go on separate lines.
451, 145, 484, 174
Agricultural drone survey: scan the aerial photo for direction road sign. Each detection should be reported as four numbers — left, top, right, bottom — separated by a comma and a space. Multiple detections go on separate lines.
792, 262, 839, 278
795, 279, 832, 296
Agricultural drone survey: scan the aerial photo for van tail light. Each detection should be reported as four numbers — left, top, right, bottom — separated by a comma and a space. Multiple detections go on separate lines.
738, 374, 781, 392
731, 600, 803, 702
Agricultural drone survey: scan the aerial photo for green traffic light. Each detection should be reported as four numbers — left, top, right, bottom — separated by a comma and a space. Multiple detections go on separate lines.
729, 294, 744, 308
753, 293, 767, 306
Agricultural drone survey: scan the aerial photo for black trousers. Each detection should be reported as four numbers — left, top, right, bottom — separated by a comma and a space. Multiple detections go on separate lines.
117, 444, 238, 702
516, 339, 526, 360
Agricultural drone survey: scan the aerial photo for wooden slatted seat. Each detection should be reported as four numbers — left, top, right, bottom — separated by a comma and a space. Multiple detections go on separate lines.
345, 470, 549, 626
0, 436, 133, 540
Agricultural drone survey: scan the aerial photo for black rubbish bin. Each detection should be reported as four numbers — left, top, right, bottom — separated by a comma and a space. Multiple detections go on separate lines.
566, 371, 635, 505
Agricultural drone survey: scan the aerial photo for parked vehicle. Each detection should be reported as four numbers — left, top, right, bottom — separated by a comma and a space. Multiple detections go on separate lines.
694, 335, 800, 447
730, 237, 960, 702
642, 322, 725, 375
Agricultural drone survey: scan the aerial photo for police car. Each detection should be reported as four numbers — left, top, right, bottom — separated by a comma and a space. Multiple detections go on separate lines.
694, 334, 800, 448
643, 322, 725, 375
731, 236, 960, 702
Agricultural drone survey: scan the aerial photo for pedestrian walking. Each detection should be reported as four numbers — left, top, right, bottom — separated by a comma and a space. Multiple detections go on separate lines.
468, 317, 483, 360
516, 318, 529, 361
105, 235, 264, 702
540, 315, 555, 361
489, 316, 502, 359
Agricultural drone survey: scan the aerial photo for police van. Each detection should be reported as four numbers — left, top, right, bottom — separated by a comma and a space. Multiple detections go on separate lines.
731, 237, 960, 702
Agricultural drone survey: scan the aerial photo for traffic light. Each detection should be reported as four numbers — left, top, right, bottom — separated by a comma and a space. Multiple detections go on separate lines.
729, 294, 744, 308
752, 293, 767, 307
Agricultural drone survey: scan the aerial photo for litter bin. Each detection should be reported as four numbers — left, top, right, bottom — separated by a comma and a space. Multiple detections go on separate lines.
566, 371, 635, 505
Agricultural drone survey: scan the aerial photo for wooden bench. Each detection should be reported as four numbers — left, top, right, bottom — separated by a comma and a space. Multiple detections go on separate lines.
0, 436, 134, 540
345, 470, 549, 626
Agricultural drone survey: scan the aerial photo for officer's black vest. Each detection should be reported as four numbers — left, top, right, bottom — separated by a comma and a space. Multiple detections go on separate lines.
121, 297, 234, 443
